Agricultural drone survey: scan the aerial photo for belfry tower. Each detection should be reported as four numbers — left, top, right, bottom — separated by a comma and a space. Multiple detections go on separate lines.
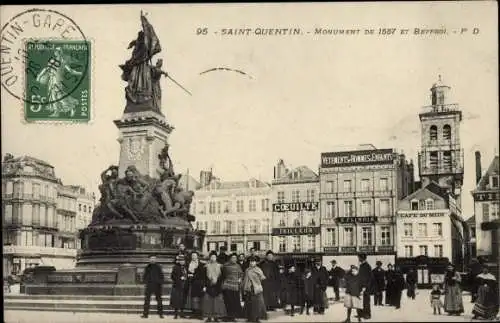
418, 75, 464, 206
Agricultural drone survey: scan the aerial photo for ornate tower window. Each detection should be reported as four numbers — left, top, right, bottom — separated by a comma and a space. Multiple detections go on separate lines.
443, 124, 452, 140
429, 125, 438, 141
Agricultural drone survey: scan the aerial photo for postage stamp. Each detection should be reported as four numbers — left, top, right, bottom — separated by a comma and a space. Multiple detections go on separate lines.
24, 40, 91, 121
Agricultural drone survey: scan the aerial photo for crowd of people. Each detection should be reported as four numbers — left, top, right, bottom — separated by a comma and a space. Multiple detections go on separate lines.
140, 246, 499, 322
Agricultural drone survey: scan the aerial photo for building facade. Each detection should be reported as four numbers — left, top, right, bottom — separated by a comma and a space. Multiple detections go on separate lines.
2, 154, 93, 275
270, 160, 321, 269
472, 153, 499, 277
193, 170, 272, 256
319, 146, 414, 269
396, 182, 462, 286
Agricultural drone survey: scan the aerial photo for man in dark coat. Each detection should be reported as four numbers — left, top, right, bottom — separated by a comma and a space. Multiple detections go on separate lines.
141, 255, 164, 318
372, 261, 386, 306
217, 246, 229, 265
328, 259, 345, 301
405, 267, 418, 300
237, 253, 246, 271
259, 250, 280, 311
311, 257, 329, 314
357, 253, 373, 319
385, 263, 395, 306
170, 254, 188, 318
392, 267, 406, 309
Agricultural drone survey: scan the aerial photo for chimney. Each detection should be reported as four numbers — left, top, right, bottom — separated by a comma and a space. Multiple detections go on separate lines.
475, 151, 482, 184
199, 170, 213, 187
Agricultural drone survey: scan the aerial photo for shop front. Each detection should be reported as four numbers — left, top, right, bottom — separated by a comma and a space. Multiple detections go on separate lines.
396, 256, 449, 288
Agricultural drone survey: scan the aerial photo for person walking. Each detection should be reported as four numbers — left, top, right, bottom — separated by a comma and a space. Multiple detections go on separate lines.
242, 256, 267, 323
202, 252, 227, 322
384, 264, 395, 306
221, 253, 244, 322
311, 257, 329, 314
357, 253, 373, 319
443, 264, 464, 316
185, 251, 205, 319
329, 260, 345, 302
141, 255, 164, 319
170, 254, 188, 319
259, 251, 280, 311
391, 267, 406, 309
371, 261, 385, 306
405, 267, 418, 300
343, 265, 364, 323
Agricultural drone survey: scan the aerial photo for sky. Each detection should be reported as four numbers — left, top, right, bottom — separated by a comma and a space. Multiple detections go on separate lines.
1, 2, 498, 219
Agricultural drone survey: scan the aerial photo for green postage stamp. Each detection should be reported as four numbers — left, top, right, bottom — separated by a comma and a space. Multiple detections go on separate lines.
24, 40, 91, 122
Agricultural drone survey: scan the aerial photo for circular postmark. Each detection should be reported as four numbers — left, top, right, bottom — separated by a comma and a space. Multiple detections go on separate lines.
1, 8, 90, 109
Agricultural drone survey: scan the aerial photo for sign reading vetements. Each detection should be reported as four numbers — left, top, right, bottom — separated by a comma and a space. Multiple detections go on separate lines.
273, 202, 319, 212
271, 227, 321, 236
321, 149, 395, 167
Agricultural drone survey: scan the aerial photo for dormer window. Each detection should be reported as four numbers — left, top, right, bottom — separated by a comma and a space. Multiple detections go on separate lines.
411, 200, 419, 210
491, 175, 499, 189
425, 199, 434, 210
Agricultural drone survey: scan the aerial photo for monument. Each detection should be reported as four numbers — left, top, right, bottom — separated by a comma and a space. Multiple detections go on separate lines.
25, 12, 204, 295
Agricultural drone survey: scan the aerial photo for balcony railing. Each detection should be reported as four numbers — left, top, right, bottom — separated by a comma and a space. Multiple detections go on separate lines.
420, 103, 460, 114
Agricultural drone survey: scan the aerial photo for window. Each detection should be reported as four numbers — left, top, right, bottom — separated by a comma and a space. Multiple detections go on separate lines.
344, 227, 354, 246
278, 237, 286, 252
443, 124, 451, 140
83, 205, 87, 212
13, 182, 23, 198
361, 227, 373, 246
404, 245, 413, 257
292, 236, 301, 252
418, 223, 428, 236
279, 215, 286, 227
411, 201, 419, 210
237, 220, 245, 234
425, 199, 434, 210
292, 190, 300, 202
306, 189, 315, 202
307, 214, 316, 226
492, 176, 499, 189
261, 219, 270, 233
380, 199, 390, 217
326, 181, 334, 193
432, 223, 443, 236
250, 220, 258, 233
249, 200, 256, 212
307, 235, 316, 251
277, 191, 285, 203
404, 223, 413, 237
434, 245, 443, 257
430, 151, 438, 168
491, 202, 499, 218
443, 151, 452, 169
210, 221, 217, 234
79, 204, 82, 211
293, 217, 301, 227
361, 200, 371, 217
209, 202, 216, 214
483, 203, 490, 222
223, 221, 230, 234
4, 205, 12, 224
429, 125, 437, 140
419, 245, 428, 256
419, 200, 426, 210
325, 228, 336, 246
261, 199, 269, 211
326, 201, 335, 218
343, 180, 352, 192
379, 178, 389, 191
236, 200, 244, 212
361, 179, 370, 191
32, 183, 40, 198
344, 200, 353, 217
217, 201, 221, 214
223, 200, 232, 213
32, 204, 40, 226
380, 226, 391, 245
198, 201, 206, 214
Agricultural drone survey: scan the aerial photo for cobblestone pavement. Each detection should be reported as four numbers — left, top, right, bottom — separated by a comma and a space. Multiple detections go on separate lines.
4, 290, 487, 323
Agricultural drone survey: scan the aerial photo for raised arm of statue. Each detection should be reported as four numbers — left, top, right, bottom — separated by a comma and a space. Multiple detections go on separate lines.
127, 39, 137, 49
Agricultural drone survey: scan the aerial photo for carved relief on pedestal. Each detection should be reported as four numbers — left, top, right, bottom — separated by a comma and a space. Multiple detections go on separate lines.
127, 137, 146, 161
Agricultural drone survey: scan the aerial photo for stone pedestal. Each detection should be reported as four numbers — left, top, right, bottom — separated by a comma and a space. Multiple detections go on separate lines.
114, 110, 174, 178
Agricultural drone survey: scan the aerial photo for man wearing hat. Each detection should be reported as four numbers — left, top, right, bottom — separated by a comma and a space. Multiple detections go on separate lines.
311, 257, 329, 314
259, 250, 280, 311
372, 261, 385, 306
357, 253, 373, 319
141, 255, 165, 318
328, 259, 345, 302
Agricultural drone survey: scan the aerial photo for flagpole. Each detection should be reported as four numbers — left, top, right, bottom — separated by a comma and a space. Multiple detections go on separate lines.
166, 74, 192, 96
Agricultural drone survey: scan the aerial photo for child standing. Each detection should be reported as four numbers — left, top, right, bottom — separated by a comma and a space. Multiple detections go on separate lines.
430, 284, 443, 315
343, 265, 363, 323
301, 268, 314, 315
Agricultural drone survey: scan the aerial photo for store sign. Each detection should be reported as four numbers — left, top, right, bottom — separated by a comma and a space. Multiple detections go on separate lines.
271, 226, 321, 236
321, 149, 394, 168
273, 202, 319, 212
323, 246, 339, 253
398, 212, 445, 218
335, 216, 377, 224
473, 192, 500, 202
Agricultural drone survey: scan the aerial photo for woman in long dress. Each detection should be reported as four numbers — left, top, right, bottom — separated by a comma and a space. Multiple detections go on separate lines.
443, 264, 464, 316
202, 251, 226, 322
221, 253, 244, 321
242, 256, 267, 323
185, 251, 205, 319
472, 266, 499, 320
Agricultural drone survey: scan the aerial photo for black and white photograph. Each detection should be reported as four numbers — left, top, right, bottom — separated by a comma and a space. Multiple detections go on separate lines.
1, 2, 498, 323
